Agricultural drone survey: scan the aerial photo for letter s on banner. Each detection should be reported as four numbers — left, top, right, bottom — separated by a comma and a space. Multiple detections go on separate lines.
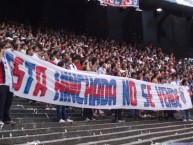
13, 57, 25, 91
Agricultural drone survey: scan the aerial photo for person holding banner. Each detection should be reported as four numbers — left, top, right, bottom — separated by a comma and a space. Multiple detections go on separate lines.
91, 57, 104, 117
82, 60, 95, 121
182, 79, 193, 122
109, 63, 124, 122
0, 41, 16, 125
56, 61, 73, 123
152, 72, 163, 120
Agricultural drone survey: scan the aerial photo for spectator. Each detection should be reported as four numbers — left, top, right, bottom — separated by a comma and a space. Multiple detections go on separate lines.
0, 41, 16, 125
32, 47, 44, 59
82, 62, 95, 121
181, 79, 193, 122
56, 61, 73, 123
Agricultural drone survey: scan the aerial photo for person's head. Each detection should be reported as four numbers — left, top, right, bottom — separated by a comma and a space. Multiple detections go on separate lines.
43, 53, 50, 61
137, 70, 142, 78
91, 57, 99, 66
144, 71, 149, 78
53, 50, 60, 59
0, 41, 7, 52
57, 61, 65, 68
111, 63, 118, 73
167, 77, 172, 84
73, 55, 81, 63
50, 54, 56, 61
152, 72, 160, 80
99, 61, 105, 68
181, 79, 188, 86
62, 52, 70, 62
160, 77, 166, 84
66, 57, 72, 64
122, 63, 127, 70
37, 48, 44, 57
14, 38, 20, 45
26, 48, 34, 56
131, 72, 137, 79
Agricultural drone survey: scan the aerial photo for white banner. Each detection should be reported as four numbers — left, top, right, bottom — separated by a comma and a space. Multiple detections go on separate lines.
4, 50, 193, 110
99, 0, 139, 8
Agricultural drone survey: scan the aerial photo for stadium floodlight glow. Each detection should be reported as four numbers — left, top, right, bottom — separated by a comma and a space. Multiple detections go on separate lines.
156, 8, 163, 12
135, 8, 142, 11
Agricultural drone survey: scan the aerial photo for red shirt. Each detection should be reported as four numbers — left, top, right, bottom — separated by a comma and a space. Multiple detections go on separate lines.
0, 62, 5, 84
75, 62, 83, 70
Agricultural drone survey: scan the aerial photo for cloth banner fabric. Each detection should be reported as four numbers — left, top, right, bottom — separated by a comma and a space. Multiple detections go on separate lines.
99, 0, 139, 8
4, 50, 193, 110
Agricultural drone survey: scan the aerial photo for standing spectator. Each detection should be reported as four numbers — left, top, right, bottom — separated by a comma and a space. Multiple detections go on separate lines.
109, 63, 124, 122
82, 62, 95, 121
152, 72, 162, 120
182, 79, 193, 122
0, 41, 16, 125
56, 61, 73, 123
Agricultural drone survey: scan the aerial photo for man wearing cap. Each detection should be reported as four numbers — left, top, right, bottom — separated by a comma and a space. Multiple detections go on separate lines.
0, 41, 16, 125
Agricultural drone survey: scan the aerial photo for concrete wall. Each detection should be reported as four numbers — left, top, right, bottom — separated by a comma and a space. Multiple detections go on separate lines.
142, 11, 157, 45
142, 10, 193, 58
107, 8, 142, 42
85, 3, 108, 39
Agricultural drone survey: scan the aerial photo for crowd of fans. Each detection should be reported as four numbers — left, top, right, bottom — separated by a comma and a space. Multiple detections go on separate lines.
0, 20, 193, 124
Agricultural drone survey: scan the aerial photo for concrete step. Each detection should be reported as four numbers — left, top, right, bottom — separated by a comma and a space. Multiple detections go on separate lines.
12, 116, 97, 123
0, 125, 133, 144
13, 118, 57, 123
11, 105, 82, 113
10, 109, 57, 114
12, 102, 44, 106
1, 119, 115, 131
0, 121, 183, 138
3, 121, 192, 145
28, 123, 193, 145
2, 98, 192, 145
128, 131, 193, 145
11, 105, 45, 110
10, 113, 84, 118
10, 113, 56, 119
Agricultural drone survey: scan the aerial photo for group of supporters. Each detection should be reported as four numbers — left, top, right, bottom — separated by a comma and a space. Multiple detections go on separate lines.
0, 20, 193, 125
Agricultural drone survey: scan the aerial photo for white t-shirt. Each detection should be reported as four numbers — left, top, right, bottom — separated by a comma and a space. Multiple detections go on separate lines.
32, 53, 42, 59
69, 64, 77, 71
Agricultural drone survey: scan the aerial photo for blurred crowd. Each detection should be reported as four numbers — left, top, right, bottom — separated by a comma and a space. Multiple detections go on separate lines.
0, 20, 193, 123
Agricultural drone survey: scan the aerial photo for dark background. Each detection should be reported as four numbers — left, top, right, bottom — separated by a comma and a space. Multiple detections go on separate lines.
0, 0, 143, 40
0, 0, 192, 58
